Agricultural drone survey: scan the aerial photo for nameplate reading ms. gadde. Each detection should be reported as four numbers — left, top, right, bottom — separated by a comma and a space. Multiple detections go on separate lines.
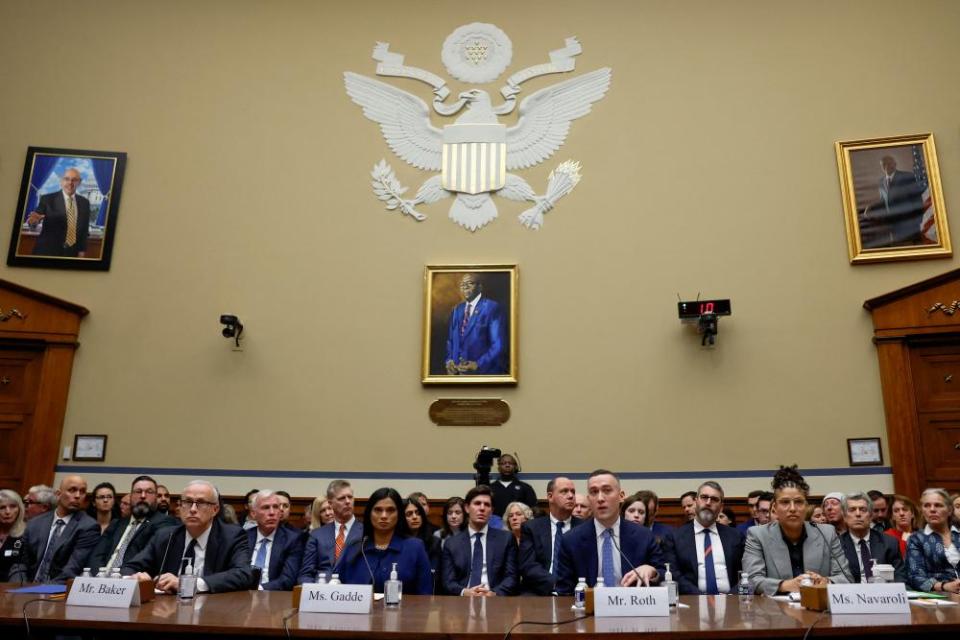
66, 577, 141, 608
827, 583, 910, 614
429, 399, 510, 426
298, 584, 373, 614
593, 587, 670, 617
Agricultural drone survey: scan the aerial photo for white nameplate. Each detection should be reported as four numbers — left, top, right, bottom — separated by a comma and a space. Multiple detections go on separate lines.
593, 587, 670, 617
299, 584, 373, 614
827, 583, 910, 614
67, 578, 140, 608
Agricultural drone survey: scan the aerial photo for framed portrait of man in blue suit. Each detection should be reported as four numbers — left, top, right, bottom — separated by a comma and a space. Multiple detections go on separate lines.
836, 134, 950, 264
422, 264, 517, 384
7, 146, 126, 271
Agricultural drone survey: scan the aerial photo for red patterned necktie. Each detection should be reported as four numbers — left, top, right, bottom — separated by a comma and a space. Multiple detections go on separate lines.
334, 523, 346, 561
460, 302, 472, 336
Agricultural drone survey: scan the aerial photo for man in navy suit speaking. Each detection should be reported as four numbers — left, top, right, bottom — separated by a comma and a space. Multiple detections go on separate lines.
445, 273, 506, 375
556, 469, 664, 594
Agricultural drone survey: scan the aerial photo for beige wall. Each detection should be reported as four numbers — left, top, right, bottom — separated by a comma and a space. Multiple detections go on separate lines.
2, 1, 958, 497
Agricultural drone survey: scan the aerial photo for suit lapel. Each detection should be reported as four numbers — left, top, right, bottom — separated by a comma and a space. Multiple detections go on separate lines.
803, 524, 826, 573
766, 524, 794, 579
464, 298, 484, 336
51, 515, 79, 557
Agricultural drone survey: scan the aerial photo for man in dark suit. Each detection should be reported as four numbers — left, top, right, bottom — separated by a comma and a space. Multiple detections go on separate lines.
444, 273, 506, 375
736, 490, 765, 533
441, 485, 517, 596
24, 474, 99, 583
861, 155, 927, 247
123, 480, 254, 593
26, 168, 90, 257
662, 481, 745, 594
247, 490, 306, 590
298, 479, 362, 583
839, 492, 906, 583
87, 475, 177, 572
517, 476, 583, 594
555, 469, 665, 594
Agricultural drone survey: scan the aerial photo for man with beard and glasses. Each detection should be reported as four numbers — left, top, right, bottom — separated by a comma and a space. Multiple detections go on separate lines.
87, 475, 178, 572
662, 481, 745, 594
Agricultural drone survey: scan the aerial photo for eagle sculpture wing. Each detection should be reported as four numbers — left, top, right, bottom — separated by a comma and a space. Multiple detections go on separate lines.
344, 72, 444, 171
505, 68, 611, 171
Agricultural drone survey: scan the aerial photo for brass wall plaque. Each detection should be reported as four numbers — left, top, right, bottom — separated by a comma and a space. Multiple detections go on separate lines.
429, 399, 510, 426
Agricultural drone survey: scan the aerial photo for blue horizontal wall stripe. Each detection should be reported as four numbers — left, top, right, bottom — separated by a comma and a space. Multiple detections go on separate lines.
55, 465, 893, 480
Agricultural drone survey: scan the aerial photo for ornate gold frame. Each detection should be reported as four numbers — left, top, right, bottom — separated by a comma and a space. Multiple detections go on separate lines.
836, 133, 950, 264
422, 264, 518, 384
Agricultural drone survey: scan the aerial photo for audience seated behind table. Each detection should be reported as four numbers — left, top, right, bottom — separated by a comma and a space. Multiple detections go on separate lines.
742, 465, 852, 595
336, 488, 433, 594
0, 489, 34, 583
621, 492, 647, 526
433, 496, 465, 550
403, 497, 440, 571
123, 480, 255, 593
906, 488, 960, 595
555, 469, 664, 594
247, 490, 307, 591
298, 480, 361, 584
838, 491, 905, 583
308, 496, 335, 531
662, 481, 745, 595
805, 503, 826, 525
885, 494, 922, 558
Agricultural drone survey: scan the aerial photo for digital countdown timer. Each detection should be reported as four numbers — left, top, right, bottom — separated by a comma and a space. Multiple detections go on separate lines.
677, 299, 732, 319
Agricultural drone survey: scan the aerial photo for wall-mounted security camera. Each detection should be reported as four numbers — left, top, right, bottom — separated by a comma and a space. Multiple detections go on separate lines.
678, 299, 731, 346
219, 314, 243, 347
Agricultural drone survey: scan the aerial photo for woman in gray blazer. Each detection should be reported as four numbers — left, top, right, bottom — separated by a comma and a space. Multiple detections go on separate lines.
742, 466, 852, 595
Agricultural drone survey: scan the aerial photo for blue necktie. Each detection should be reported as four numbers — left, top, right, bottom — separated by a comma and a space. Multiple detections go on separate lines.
601, 528, 616, 587
703, 529, 719, 595
552, 521, 564, 576
468, 532, 484, 587
254, 537, 270, 582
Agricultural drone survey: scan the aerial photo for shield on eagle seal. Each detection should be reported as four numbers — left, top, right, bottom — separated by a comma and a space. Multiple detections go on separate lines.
441, 123, 506, 195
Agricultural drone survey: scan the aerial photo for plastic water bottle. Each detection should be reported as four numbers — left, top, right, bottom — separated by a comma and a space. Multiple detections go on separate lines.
385, 562, 402, 606
95, 567, 108, 578
178, 558, 197, 602
737, 570, 753, 605
573, 577, 587, 610
663, 563, 679, 607
110, 569, 122, 580
328, 573, 341, 585
594, 576, 606, 589
81, 568, 92, 578
316, 572, 327, 585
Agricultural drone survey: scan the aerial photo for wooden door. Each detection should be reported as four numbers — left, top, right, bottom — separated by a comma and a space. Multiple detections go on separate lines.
0, 345, 44, 490
911, 343, 960, 491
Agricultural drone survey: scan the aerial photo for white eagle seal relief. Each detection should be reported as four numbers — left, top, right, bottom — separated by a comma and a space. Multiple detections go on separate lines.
345, 23, 611, 231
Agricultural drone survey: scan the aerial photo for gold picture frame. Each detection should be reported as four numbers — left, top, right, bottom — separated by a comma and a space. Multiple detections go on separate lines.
422, 264, 518, 385
836, 133, 950, 264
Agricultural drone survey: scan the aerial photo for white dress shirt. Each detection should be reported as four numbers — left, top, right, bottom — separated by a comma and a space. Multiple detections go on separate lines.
184, 524, 213, 592
593, 518, 622, 584
694, 521, 730, 593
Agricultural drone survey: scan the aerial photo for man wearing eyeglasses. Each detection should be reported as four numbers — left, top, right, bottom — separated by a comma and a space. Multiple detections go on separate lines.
87, 475, 178, 573
123, 480, 254, 593
26, 168, 91, 258
661, 481, 745, 594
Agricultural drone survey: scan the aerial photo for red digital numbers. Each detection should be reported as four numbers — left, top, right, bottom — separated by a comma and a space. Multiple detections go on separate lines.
700, 302, 714, 314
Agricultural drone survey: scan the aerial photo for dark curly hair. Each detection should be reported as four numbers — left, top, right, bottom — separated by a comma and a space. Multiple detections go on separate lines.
771, 465, 809, 496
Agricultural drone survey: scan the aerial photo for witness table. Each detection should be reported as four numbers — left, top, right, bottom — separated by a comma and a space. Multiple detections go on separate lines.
1, 585, 958, 638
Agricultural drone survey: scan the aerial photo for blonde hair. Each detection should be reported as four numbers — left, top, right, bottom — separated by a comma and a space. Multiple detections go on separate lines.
0, 489, 26, 537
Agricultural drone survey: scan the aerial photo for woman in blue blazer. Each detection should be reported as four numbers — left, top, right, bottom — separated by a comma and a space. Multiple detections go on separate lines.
906, 488, 960, 594
338, 488, 433, 595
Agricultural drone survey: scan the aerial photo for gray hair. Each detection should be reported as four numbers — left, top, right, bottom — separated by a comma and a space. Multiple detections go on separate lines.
0, 489, 26, 537
920, 488, 953, 513
326, 479, 351, 500
184, 479, 220, 502
502, 501, 533, 530
842, 491, 871, 514
253, 490, 277, 508
27, 485, 57, 508
697, 481, 725, 499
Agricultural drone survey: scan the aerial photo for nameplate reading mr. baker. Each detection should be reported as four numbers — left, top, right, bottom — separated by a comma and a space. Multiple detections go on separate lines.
66, 578, 140, 608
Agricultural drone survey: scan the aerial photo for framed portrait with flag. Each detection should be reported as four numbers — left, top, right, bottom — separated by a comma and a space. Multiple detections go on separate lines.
836, 134, 950, 264
7, 146, 127, 271
422, 264, 518, 384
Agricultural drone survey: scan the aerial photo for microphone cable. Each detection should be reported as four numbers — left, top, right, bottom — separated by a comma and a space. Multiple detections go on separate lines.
281, 606, 297, 639
503, 611, 589, 640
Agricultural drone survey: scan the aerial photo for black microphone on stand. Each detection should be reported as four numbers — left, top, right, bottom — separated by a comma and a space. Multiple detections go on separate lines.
610, 531, 653, 587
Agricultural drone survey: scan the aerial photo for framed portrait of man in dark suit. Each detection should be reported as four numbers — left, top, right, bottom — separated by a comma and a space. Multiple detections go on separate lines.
422, 264, 517, 384
7, 146, 127, 271
836, 134, 950, 264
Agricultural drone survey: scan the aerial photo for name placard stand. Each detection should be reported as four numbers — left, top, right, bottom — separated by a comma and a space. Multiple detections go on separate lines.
593, 587, 670, 617
66, 578, 155, 608
827, 583, 910, 614
295, 584, 373, 614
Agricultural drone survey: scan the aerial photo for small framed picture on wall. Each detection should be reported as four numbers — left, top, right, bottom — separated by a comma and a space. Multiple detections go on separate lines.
847, 437, 883, 466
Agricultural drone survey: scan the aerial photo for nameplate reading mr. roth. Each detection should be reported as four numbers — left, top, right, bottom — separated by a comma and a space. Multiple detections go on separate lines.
593, 587, 670, 617
299, 584, 373, 614
827, 583, 909, 614
429, 399, 510, 426
66, 578, 140, 608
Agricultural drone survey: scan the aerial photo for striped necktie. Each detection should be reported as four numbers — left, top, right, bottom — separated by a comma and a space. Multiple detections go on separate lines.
65, 196, 77, 247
